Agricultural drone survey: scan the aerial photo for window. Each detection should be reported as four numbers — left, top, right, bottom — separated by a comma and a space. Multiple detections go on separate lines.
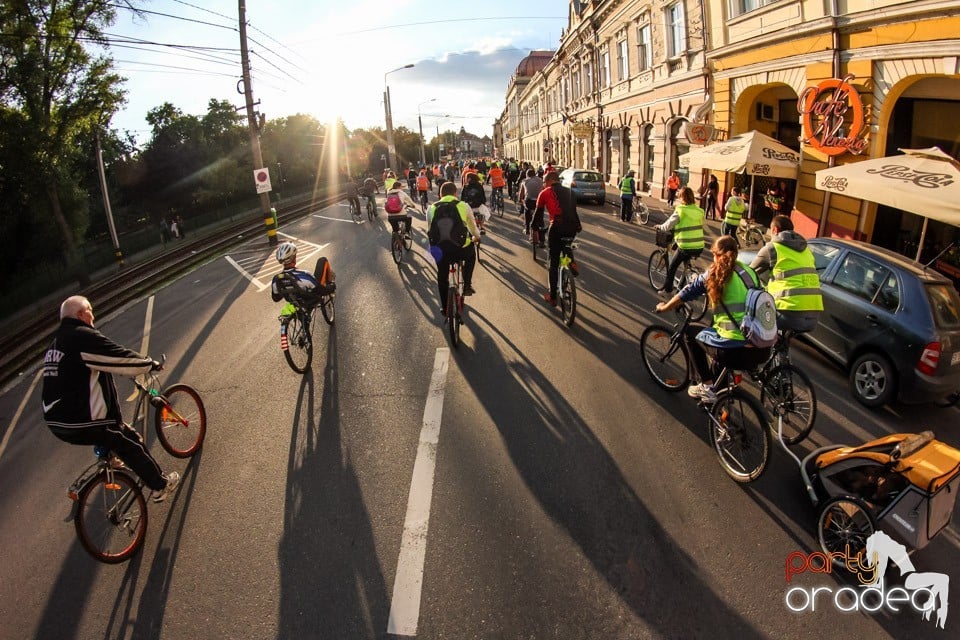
810, 243, 841, 273
643, 124, 655, 187
617, 37, 629, 81
728, 0, 777, 20
833, 254, 888, 303
600, 50, 610, 88
670, 120, 689, 187
583, 60, 592, 95
572, 67, 581, 100
637, 24, 652, 71
666, 2, 687, 58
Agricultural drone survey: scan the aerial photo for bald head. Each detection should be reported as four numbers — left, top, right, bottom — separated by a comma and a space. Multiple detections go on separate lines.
61, 295, 94, 326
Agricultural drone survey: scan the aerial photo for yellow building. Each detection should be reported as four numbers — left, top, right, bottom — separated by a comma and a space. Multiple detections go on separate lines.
705, 0, 959, 259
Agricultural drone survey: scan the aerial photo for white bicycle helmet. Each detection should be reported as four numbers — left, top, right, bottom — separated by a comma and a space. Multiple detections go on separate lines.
276, 241, 297, 265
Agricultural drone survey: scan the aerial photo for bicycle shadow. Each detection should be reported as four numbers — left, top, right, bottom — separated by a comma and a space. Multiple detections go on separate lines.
275, 329, 392, 639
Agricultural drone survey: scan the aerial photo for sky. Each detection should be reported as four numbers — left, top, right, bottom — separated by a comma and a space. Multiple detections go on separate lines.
105, 0, 569, 143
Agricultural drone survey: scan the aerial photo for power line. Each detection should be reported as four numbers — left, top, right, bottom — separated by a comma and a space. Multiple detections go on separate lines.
107, 3, 238, 33
251, 50, 302, 84
339, 16, 566, 36
169, 0, 235, 23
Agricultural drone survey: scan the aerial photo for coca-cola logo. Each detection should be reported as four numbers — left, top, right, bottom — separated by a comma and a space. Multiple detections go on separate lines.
761, 147, 799, 163
819, 176, 848, 191
864, 165, 955, 188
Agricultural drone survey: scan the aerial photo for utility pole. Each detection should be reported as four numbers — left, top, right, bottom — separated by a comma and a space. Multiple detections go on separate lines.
238, 0, 277, 245
95, 130, 124, 267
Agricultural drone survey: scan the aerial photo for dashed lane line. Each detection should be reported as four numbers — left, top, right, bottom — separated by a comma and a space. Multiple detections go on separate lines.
387, 347, 450, 637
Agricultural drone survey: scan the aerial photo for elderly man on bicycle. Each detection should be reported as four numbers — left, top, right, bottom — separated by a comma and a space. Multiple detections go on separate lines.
41, 296, 180, 502
655, 186, 706, 295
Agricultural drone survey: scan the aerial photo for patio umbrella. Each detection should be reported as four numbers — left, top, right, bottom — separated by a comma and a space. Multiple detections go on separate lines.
679, 130, 801, 216
814, 147, 960, 261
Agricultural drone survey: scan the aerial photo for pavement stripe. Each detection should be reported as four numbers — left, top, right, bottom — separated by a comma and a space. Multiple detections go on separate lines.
126, 295, 156, 401
0, 370, 41, 464
387, 347, 450, 637
224, 255, 268, 291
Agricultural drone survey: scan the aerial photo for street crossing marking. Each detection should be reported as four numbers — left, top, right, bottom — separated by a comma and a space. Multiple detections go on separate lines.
387, 347, 450, 637
224, 234, 329, 291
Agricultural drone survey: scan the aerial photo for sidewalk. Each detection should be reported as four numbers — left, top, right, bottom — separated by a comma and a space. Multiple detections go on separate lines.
602, 184, 726, 238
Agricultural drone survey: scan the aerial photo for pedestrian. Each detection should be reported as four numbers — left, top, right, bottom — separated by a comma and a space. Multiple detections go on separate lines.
170, 218, 179, 239
722, 187, 748, 242
159, 217, 171, 246
666, 171, 681, 207
703, 174, 720, 220
174, 215, 186, 240
619, 170, 637, 222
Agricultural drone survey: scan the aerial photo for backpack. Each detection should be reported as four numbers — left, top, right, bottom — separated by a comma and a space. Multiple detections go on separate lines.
385, 191, 403, 214
551, 185, 582, 236
460, 183, 485, 208
428, 200, 468, 252
720, 266, 778, 348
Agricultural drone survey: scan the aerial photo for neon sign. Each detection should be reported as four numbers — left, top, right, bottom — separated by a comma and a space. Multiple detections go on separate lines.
798, 74, 869, 156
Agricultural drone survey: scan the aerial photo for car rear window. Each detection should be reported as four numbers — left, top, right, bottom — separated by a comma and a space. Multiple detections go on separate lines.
575, 172, 602, 182
809, 243, 840, 273
926, 284, 960, 330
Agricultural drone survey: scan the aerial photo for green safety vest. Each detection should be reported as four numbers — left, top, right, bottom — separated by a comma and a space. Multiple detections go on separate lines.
724, 197, 746, 226
674, 204, 705, 250
767, 243, 824, 312
713, 264, 760, 341
620, 177, 635, 195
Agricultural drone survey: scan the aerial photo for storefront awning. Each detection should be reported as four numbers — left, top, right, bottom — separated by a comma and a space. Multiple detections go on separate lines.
678, 130, 800, 179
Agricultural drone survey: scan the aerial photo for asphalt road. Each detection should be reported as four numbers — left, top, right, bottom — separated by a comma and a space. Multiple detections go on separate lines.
0, 194, 957, 640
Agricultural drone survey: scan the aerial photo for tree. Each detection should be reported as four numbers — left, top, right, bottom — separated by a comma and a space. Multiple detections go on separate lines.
0, 1, 139, 285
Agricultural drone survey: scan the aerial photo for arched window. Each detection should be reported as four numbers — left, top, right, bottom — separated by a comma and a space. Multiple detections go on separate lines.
670, 119, 689, 187
643, 124, 655, 191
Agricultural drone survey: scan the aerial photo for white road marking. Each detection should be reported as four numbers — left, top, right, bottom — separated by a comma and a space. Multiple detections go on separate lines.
127, 295, 157, 401
225, 255, 268, 291
312, 214, 359, 223
0, 370, 42, 464
387, 348, 450, 637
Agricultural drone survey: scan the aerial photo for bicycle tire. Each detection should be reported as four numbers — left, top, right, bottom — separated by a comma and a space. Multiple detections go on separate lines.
75, 470, 147, 563
446, 289, 460, 348
350, 201, 361, 223
710, 389, 770, 483
320, 293, 335, 325
366, 198, 375, 221
155, 384, 206, 458
681, 264, 708, 322
744, 228, 764, 249
391, 232, 403, 264
760, 363, 816, 445
817, 496, 875, 561
560, 269, 577, 327
640, 324, 690, 391
634, 201, 650, 225
531, 230, 539, 261
403, 230, 413, 251
283, 312, 312, 373
647, 249, 669, 291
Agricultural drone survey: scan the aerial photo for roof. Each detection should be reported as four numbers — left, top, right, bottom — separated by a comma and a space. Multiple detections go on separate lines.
515, 51, 554, 77
809, 237, 953, 284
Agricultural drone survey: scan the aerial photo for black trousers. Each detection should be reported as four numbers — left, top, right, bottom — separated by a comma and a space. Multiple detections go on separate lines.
50, 421, 167, 490
664, 248, 703, 293
547, 229, 566, 297
621, 196, 634, 221
523, 198, 538, 234
436, 244, 476, 308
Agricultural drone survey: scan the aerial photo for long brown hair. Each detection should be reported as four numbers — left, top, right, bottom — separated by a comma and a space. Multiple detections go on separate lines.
707, 235, 739, 307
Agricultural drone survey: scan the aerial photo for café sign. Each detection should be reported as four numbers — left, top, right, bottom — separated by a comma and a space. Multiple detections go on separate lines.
571, 122, 594, 139
798, 74, 869, 156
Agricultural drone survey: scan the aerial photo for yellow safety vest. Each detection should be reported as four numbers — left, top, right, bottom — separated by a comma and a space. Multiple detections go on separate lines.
767, 243, 824, 312
724, 197, 745, 226
713, 264, 760, 341
674, 204, 705, 250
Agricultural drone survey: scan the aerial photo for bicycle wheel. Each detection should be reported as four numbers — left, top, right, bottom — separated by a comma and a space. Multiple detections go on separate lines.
760, 364, 816, 445
647, 249, 669, 291
531, 230, 539, 261
391, 232, 403, 264
446, 289, 460, 348
366, 197, 375, 221
351, 201, 361, 223
817, 496, 875, 561
681, 264, 708, 322
403, 227, 413, 251
283, 312, 312, 373
496, 196, 504, 217
640, 324, 690, 391
743, 228, 764, 249
155, 384, 206, 458
710, 389, 770, 483
75, 470, 147, 563
559, 268, 577, 327
635, 201, 649, 225
320, 293, 335, 325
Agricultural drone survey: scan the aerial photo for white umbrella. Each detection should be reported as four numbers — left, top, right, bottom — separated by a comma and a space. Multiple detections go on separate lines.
815, 147, 960, 261
679, 131, 801, 217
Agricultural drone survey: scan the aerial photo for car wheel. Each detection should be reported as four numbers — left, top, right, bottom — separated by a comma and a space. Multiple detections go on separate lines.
849, 352, 896, 408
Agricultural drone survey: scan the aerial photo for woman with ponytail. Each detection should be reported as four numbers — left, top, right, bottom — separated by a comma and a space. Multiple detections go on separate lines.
655, 235, 769, 402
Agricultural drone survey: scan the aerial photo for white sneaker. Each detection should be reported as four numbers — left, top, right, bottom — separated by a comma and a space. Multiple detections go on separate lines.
687, 383, 717, 403
152, 471, 181, 503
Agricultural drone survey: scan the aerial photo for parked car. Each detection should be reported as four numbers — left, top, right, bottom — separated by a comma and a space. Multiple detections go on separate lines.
558, 168, 606, 205
791, 238, 960, 407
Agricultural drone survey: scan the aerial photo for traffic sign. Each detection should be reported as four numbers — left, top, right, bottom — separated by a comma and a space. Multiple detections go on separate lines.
254, 167, 272, 194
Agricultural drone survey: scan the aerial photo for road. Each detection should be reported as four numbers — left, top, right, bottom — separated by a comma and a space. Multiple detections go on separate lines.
0, 195, 957, 640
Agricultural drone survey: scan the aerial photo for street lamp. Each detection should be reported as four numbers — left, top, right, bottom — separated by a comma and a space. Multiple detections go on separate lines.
417, 98, 436, 167
384, 63, 414, 171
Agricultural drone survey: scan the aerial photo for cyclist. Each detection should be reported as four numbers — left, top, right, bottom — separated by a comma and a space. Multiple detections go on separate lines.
619, 169, 637, 222
518, 168, 543, 237
460, 171, 488, 235
655, 235, 769, 402
384, 180, 418, 239
535, 170, 582, 306
384, 170, 398, 191
416, 169, 431, 210
270, 242, 335, 306
461, 161, 478, 186
41, 296, 180, 502
655, 186, 706, 295
506, 159, 520, 200
722, 186, 747, 241
344, 177, 361, 217
406, 165, 417, 192
749, 214, 823, 333
427, 181, 481, 310
487, 162, 506, 208
362, 175, 379, 211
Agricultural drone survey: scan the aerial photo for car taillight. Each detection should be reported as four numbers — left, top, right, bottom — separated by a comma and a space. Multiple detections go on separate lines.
917, 342, 941, 376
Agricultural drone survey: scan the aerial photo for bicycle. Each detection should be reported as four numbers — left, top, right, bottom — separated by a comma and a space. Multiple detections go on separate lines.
418, 190, 429, 216
279, 289, 335, 374
491, 188, 505, 217
391, 211, 414, 265
349, 198, 362, 223
556, 237, 578, 327
445, 257, 467, 348
530, 213, 548, 262
365, 193, 376, 221
737, 219, 766, 249
472, 209, 485, 262
634, 199, 650, 225
748, 329, 817, 444
67, 359, 206, 563
647, 231, 707, 321
640, 305, 770, 483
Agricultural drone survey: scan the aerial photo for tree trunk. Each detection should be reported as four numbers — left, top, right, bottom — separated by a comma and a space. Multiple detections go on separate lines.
46, 180, 90, 287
